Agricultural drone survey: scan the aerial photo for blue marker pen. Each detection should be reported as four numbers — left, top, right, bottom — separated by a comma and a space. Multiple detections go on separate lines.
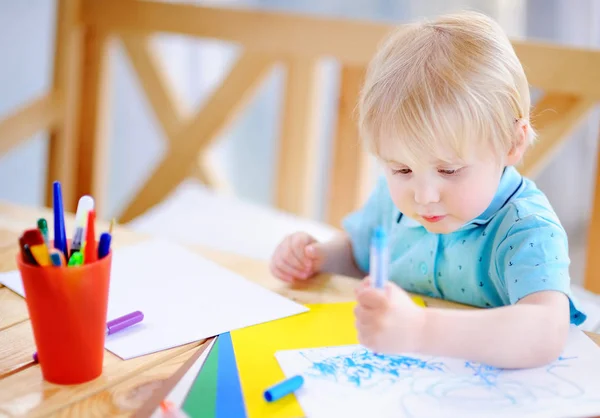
370, 227, 389, 288
98, 232, 112, 259
264, 375, 304, 402
53, 181, 68, 257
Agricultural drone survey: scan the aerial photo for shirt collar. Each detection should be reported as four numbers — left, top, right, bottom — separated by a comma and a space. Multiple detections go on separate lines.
396, 166, 524, 229
467, 165, 524, 225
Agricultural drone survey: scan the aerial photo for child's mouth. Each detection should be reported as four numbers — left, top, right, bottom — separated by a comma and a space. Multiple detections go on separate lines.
421, 215, 446, 223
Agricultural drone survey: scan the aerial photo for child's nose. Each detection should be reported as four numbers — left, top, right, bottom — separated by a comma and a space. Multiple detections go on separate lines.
414, 184, 440, 205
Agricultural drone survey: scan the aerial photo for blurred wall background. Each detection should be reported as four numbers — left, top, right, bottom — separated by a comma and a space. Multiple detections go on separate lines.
1, 0, 599, 283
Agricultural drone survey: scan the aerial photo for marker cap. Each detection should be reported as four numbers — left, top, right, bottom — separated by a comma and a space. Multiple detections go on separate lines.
264, 375, 304, 402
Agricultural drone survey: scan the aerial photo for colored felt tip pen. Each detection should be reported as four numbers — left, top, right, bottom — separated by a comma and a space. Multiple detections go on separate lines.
36, 218, 49, 247
159, 400, 190, 418
84, 209, 97, 264
98, 232, 112, 259
22, 244, 38, 266
70, 195, 95, 256
369, 227, 389, 289
106, 310, 144, 335
19, 229, 51, 267
53, 181, 68, 257
49, 249, 65, 266
33, 311, 144, 363
67, 251, 83, 267
264, 375, 304, 402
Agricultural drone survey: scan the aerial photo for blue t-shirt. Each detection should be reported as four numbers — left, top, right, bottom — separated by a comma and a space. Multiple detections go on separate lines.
342, 166, 586, 326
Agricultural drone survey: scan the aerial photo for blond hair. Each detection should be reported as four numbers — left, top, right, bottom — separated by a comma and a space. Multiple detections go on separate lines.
358, 10, 535, 165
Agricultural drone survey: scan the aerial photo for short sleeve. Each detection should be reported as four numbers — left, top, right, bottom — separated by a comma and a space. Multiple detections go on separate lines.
342, 176, 392, 273
495, 215, 587, 326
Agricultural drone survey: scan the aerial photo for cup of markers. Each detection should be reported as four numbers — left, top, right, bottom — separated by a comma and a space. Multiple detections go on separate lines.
16, 181, 114, 385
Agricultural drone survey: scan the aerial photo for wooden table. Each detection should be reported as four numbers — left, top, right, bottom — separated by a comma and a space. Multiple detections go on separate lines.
1, 202, 599, 417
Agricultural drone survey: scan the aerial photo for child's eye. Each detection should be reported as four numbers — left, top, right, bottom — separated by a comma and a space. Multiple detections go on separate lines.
438, 168, 463, 176
392, 168, 412, 175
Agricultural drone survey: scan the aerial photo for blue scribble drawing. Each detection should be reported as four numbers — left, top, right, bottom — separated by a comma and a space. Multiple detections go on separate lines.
280, 332, 600, 418
457, 355, 584, 398
291, 347, 600, 418
464, 361, 502, 386
398, 355, 591, 417
300, 348, 446, 390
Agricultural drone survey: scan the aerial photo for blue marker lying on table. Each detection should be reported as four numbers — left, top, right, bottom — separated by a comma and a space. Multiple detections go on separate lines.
264, 227, 388, 403
264, 375, 305, 402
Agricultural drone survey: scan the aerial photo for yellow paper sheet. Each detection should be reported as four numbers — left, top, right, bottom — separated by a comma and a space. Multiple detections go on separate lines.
230, 296, 426, 418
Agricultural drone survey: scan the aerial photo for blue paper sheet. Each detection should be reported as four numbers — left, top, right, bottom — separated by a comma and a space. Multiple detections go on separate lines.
215, 332, 247, 417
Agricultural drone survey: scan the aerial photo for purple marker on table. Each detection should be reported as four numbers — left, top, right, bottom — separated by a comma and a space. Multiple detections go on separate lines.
106, 311, 144, 335
32, 311, 144, 363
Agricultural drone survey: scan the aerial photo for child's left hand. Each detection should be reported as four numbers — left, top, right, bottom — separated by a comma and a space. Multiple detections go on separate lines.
354, 277, 426, 354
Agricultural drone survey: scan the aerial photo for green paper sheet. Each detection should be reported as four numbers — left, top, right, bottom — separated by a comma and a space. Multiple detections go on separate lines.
182, 337, 220, 417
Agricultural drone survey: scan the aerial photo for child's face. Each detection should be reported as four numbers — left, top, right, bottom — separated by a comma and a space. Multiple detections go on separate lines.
381, 145, 507, 234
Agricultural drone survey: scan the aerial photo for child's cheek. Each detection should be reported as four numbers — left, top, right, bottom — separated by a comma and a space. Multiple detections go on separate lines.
388, 183, 411, 212
400, 194, 415, 215
452, 175, 496, 219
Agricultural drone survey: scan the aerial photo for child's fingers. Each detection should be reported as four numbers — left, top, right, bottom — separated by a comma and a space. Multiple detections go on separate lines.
357, 287, 388, 310
270, 256, 295, 282
271, 265, 294, 283
291, 233, 314, 268
354, 276, 372, 295
305, 242, 324, 260
270, 257, 293, 282
353, 304, 378, 324
281, 272, 298, 284
384, 281, 398, 297
274, 261, 303, 282
282, 237, 307, 271
277, 256, 308, 280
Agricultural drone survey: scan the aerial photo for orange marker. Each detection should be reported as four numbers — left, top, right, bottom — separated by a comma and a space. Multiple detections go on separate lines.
84, 210, 97, 264
159, 400, 190, 417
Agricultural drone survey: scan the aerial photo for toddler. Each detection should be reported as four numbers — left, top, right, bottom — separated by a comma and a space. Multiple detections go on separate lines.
270, 10, 586, 369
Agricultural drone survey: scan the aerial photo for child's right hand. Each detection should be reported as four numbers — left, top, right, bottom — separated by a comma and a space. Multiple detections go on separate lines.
269, 232, 327, 283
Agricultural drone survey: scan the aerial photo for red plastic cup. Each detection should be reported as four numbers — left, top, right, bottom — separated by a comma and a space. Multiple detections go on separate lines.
16, 246, 112, 385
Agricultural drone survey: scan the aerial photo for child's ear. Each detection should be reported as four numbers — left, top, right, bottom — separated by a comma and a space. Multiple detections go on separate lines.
506, 121, 528, 165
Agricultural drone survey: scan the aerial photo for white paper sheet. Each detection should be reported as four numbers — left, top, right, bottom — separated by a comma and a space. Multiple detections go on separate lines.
0, 239, 308, 359
275, 326, 600, 418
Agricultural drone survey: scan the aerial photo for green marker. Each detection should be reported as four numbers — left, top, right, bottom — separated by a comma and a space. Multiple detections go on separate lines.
37, 218, 49, 247
68, 251, 83, 267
